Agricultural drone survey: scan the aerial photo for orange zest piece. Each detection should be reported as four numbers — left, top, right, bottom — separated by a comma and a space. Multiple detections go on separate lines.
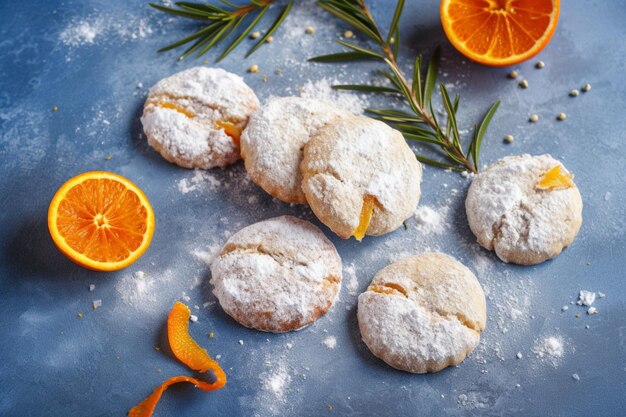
48, 171, 155, 271
353, 195, 378, 241
215, 120, 242, 146
440, 0, 560, 67
128, 302, 226, 417
168, 301, 227, 379
536, 165, 574, 190
154, 102, 195, 118
128, 375, 222, 417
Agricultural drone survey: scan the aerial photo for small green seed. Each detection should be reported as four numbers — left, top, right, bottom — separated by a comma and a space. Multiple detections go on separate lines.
503, 135, 514, 143
266, 36, 273, 43
569, 89, 579, 97
508, 70, 518, 79
529, 114, 539, 122
344, 30, 354, 39
519, 79, 529, 89
305, 26, 315, 35
535, 61, 545, 69
557, 112, 567, 121
248, 64, 259, 73
582, 83, 591, 92
250, 31, 261, 40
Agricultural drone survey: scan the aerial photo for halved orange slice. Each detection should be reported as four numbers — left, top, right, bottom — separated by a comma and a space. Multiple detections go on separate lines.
440, 0, 560, 67
48, 171, 155, 271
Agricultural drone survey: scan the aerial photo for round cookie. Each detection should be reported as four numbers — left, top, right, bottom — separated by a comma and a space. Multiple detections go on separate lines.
141, 67, 259, 169
357, 252, 486, 373
240, 97, 352, 204
300, 115, 422, 240
465, 154, 583, 265
210, 215, 342, 333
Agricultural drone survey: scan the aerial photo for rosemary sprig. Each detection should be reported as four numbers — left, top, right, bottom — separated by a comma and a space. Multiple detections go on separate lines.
310, 0, 500, 173
149, 0, 293, 61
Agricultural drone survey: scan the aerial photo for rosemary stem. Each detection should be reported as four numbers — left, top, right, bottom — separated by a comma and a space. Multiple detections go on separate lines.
357, 0, 476, 173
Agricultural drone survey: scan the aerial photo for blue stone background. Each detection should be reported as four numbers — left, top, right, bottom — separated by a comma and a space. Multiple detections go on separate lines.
0, 0, 625, 415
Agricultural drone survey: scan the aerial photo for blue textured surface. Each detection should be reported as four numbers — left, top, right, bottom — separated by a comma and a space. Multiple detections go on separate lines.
1, 1, 625, 416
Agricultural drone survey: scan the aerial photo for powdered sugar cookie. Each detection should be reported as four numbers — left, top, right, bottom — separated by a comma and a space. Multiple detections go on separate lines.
141, 67, 259, 169
300, 116, 422, 240
210, 215, 342, 333
465, 154, 583, 265
357, 252, 486, 373
240, 97, 352, 204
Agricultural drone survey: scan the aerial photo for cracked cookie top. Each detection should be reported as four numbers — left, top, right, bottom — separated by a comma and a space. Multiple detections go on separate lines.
240, 97, 352, 204
141, 67, 259, 169
357, 252, 486, 373
210, 215, 342, 333
465, 154, 583, 265
300, 116, 422, 240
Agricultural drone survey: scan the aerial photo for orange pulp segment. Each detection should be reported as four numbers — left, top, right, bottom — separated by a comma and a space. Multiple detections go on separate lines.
128, 375, 223, 417
440, 0, 560, 66
536, 165, 574, 190
215, 120, 242, 146
151, 101, 195, 118
48, 171, 155, 271
168, 301, 227, 381
353, 195, 377, 241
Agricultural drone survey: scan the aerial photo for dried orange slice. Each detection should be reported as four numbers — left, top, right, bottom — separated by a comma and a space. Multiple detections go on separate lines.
48, 171, 155, 271
440, 0, 560, 67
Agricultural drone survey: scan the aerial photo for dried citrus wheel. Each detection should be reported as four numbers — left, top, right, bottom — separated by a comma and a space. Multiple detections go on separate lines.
48, 171, 155, 271
440, 0, 560, 67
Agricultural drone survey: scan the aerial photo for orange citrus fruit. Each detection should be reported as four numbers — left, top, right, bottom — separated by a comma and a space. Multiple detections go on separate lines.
440, 0, 560, 67
48, 171, 155, 271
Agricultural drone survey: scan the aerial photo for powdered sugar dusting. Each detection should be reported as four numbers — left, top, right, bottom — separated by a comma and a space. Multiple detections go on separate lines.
262, 363, 291, 399
532, 336, 566, 367
60, 15, 153, 47
322, 335, 337, 349
345, 263, 359, 296
299, 78, 368, 114
178, 169, 222, 194
413, 205, 448, 235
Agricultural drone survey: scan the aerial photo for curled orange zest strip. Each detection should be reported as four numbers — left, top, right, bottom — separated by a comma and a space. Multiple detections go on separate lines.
167, 301, 227, 379
128, 302, 226, 417
128, 375, 222, 417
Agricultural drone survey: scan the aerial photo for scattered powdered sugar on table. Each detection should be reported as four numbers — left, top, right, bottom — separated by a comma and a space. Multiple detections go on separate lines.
413, 205, 449, 235
577, 290, 596, 306
59, 15, 153, 48
322, 335, 337, 349
191, 244, 222, 266
178, 170, 222, 194
299, 78, 368, 114
262, 363, 291, 399
344, 263, 359, 296
532, 336, 565, 366
115, 271, 154, 306
60, 21, 102, 46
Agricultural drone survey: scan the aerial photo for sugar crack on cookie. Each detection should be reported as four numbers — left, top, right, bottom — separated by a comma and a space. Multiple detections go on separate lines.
210, 216, 342, 332
357, 253, 486, 373
466, 154, 583, 265
240, 97, 352, 204
300, 116, 422, 239
141, 67, 259, 169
